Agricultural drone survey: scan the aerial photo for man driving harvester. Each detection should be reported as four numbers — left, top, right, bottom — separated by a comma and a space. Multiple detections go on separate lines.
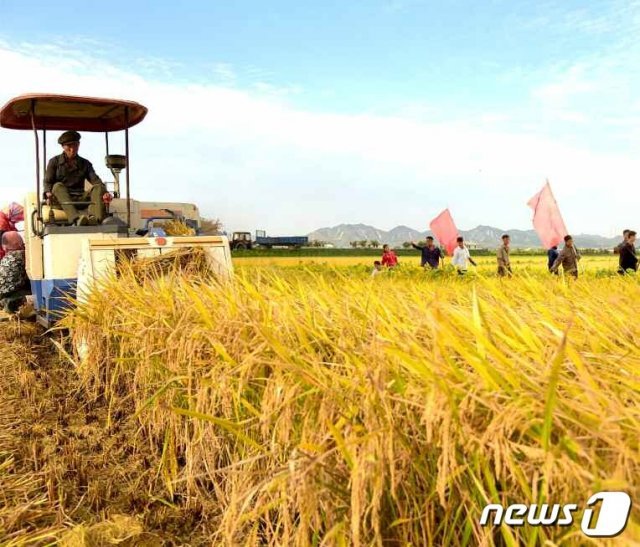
43, 130, 110, 226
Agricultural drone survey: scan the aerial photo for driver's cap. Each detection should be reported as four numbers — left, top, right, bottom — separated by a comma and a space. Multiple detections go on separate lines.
58, 130, 81, 145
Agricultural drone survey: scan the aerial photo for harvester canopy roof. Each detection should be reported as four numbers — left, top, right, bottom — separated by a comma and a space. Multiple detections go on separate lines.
0, 94, 148, 132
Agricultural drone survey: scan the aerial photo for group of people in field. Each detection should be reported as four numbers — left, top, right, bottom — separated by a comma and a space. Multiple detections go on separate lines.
372, 229, 639, 278
0, 191, 638, 314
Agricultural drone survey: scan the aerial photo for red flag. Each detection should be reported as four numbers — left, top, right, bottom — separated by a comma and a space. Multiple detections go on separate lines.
429, 209, 459, 256
527, 180, 568, 249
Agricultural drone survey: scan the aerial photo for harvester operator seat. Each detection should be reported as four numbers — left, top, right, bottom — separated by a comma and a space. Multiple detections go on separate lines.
42, 196, 92, 225
41, 155, 126, 225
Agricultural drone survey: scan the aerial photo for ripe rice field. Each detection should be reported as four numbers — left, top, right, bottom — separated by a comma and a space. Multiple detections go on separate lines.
1, 253, 639, 545
233, 253, 618, 271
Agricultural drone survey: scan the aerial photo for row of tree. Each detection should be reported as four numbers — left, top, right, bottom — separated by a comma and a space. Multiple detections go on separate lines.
349, 241, 428, 249
349, 240, 381, 248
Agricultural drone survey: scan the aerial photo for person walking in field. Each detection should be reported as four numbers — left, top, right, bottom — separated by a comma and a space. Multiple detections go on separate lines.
618, 230, 638, 274
547, 245, 559, 273
411, 236, 444, 268
496, 234, 512, 277
381, 244, 399, 268
550, 235, 581, 278
451, 236, 477, 275
614, 229, 631, 274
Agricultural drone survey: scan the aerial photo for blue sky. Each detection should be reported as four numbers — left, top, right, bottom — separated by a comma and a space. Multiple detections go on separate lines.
0, 0, 639, 236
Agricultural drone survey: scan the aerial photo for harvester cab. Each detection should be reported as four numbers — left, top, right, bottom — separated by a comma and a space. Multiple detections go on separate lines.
0, 94, 233, 327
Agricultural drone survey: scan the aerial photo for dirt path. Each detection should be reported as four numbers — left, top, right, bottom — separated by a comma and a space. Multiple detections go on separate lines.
0, 321, 211, 546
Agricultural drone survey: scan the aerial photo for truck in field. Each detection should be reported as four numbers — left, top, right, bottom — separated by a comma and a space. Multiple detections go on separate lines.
230, 230, 309, 250
255, 230, 308, 249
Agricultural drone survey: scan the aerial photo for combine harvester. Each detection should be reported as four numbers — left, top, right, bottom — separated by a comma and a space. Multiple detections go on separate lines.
0, 94, 233, 327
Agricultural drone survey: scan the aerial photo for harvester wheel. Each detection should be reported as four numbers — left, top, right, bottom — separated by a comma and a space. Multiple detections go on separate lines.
235, 243, 247, 250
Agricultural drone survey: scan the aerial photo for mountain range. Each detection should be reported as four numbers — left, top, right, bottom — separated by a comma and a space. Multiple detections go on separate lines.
307, 224, 621, 249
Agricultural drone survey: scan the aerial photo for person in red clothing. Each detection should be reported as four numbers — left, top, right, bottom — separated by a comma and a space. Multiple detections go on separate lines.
0, 202, 24, 260
381, 244, 399, 268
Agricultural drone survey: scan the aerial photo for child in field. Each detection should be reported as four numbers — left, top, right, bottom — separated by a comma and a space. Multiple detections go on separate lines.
381, 244, 399, 268
371, 260, 384, 277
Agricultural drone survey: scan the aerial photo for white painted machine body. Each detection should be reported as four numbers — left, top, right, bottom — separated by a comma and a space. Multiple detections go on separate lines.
76, 235, 233, 304
22, 191, 232, 326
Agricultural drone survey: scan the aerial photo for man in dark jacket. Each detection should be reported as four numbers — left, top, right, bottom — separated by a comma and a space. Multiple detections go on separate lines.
411, 236, 444, 268
618, 230, 638, 274
43, 130, 109, 226
614, 229, 631, 274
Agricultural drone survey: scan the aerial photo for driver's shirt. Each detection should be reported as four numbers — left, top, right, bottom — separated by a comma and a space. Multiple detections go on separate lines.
43, 153, 103, 196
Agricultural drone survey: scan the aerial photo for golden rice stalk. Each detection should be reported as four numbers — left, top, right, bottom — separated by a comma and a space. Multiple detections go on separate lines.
59, 515, 144, 546
122, 246, 213, 281
162, 219, 196, 236
64, 260, 640, 546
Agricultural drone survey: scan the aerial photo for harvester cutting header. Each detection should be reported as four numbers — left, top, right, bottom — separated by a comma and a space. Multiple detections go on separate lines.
0, 94, 233, 326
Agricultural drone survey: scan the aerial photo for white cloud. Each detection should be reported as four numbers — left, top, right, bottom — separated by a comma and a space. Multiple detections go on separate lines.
212, 62, 236, 84
532, 64, 595, 106
0, 40, 638, 237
